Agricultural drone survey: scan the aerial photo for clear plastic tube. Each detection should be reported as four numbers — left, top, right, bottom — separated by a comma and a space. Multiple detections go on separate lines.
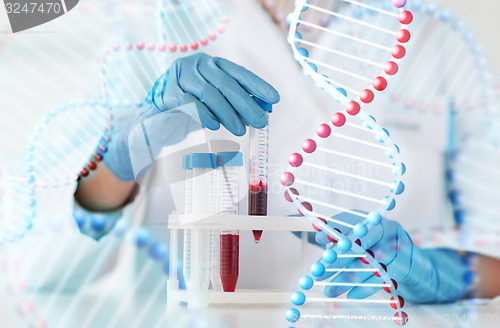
217, 152, 243, 292
182, 155, 193, 284
248, 109, 270, 243
190, 153, 217, 291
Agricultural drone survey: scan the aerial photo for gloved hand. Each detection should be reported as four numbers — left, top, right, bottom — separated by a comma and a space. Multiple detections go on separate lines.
314, 212, 471, 303
103, 53, 280, 181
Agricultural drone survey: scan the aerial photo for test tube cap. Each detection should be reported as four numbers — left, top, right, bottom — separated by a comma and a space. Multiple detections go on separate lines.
217, 151, 244, 167
182, 154, 191, 170
190, 153, 216, 169
254, 97, 273, 113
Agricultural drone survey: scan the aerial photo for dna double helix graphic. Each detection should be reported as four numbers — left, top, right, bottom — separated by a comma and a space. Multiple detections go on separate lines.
281, 0, 412, 325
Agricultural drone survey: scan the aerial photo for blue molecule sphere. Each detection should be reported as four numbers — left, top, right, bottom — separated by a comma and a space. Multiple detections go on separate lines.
297, 0, 309, 12
315, 231, 330, 245
112, 219, 129, 237
291, 291, 306, 306
401, 163, 407, 175
367, 211, 382, 225
286, 308, 301, 323
392, 181, 405, 195
336, 88, 347, 97
385, 197, 396, 211
308, 62, 318, 73
149, 242, 168, 261
311, 262, 326, 277
298, 275, 314, 290
411, 1, 422, 11
294, 31, 302, 45
425, 4, 436, 15
135, 228, 151, 247
353, 223, 368, 238
297, 47, 309, 58
438, 11, 451, 22
452, 20, 463, 31
337, 237, 352, 253
322, 249, 338, 264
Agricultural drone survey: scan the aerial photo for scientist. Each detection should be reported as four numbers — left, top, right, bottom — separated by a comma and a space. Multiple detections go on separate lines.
74, 0, 500, 302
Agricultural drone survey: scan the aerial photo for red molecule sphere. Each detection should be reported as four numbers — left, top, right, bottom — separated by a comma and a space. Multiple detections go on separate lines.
374, 263, 387, 277
384, 61, 399, 75
360, 89, 375, 103
147, 43, 155, 51
87, 161, 97, 171
302, 139, 317, 153
394, 311, 409, 326
208, 33, 217, 41
312, 218, 327, 231
221, 15, 229, 24
289, 153, 303, 167
81, 168, 89, 177
399, 10, 413, 24
361, 249, 375, 264
317, 123, 331, 138
94, 153, 103, 162
384, 279, 399, 293
284, 188, 299, 202
327, 228, 342, 243
200, 38, 209, 46
179, 44, 188, 52
217, 25, 226, 33
346, 101, 361, 116
190, 42, 199, 50
280, 172, 295, 186
169, 44, 177, 52
392, 45, 406, 59
390, 296, 405, 310
354, 239, 362, 246
396, 29, 411, 43
158, 44, 167, 52
331, 112, 346, 127
136, 42, 145, 50
373, 76, 388, 91
298, 202, 313, 216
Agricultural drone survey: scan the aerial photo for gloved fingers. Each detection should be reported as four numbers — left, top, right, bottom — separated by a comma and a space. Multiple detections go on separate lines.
213, 57, 280, 104
180, 74, 246, 136
323, 258, 370, 298
198, 62, 269, 129
177, 94, 220, 131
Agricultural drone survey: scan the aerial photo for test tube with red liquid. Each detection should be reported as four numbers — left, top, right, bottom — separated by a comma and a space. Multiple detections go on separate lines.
217, 152, 243, 292
248, 98, 271, 243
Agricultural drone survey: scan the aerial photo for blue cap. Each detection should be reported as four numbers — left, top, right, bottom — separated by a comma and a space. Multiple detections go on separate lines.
190, 153, 216, 169
254, 97, 272, 113
217, 152, 244, 167
182, 155, 191, 170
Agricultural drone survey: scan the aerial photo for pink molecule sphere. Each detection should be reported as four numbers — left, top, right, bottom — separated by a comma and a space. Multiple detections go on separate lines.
217, 25, 226, 33
399, 10, 413, 24
147, 43, 155, 51
289, 153, 303, 167
221, 16, 229, 24
124, 42, 133, 51
317, 123, 331, 138
280, 172, 295, 186
158, 43, 167, 52
373, 76, 388, 91
360, 89, 375, 103
392, 0, 406, 8
112, 43, 120, 51
180, 44, 188, 52
209, 33, 217, 41
312, 218, 327, 231
384, 279, 398, 293
327, 228, 341, 243
384, 61, 399, 75
390, 296, 405, 310
331, 112, 346, 127
190, 41, 199, 50
169, 44, 177, 52
394, 311, 409, 326
396, 29, 411, 43
302, 139, 317, 153
392, 45, 406, 59
404, 97, 415, 109
136, 42, 145, 50
346, 101, 361, 116
200, 38, 209, 46
298, 202, 313, 216
284, 187, 299, 202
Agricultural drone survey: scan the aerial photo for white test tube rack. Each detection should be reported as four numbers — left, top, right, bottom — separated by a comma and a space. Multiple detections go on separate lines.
167, 213, 317, 309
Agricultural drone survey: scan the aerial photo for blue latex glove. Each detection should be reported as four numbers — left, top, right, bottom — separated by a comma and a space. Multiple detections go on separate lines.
103, 53, 280, 181
314, 212, 471, 303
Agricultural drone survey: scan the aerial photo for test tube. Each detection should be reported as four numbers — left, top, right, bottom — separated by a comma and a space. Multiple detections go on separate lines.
190, 153, 217, 291
217, 151, 243, 292
182, 155, 193, 284
248, 98, 271, 243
